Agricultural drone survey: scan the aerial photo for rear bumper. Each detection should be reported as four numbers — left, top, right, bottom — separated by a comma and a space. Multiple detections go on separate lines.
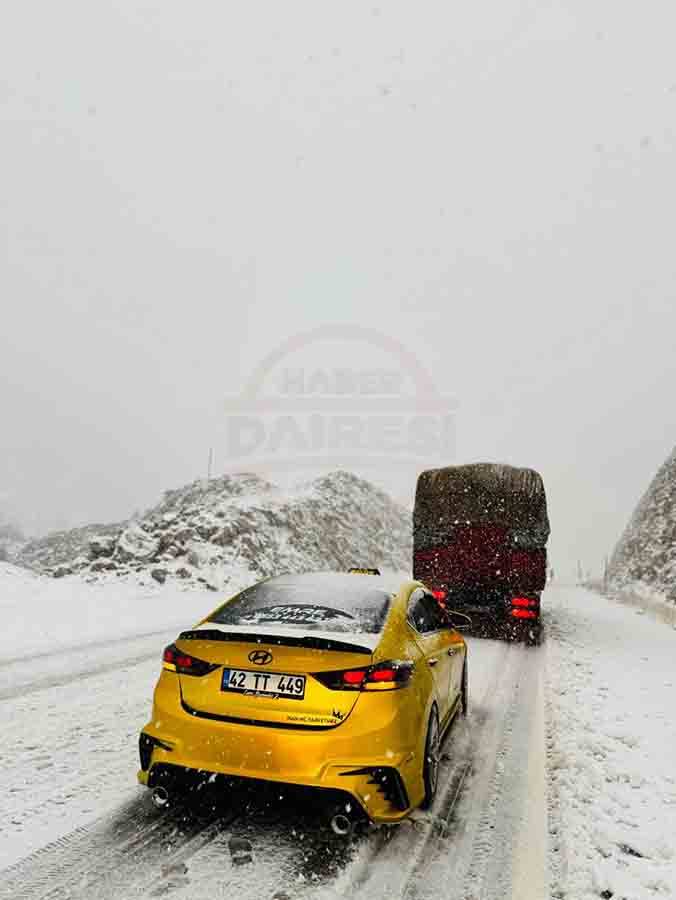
139, 762, 410, 824
440, 590, 541, 640
138, 672, 424, 824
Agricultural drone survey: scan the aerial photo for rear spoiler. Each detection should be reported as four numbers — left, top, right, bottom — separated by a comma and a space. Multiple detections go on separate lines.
177, 629, 373, 656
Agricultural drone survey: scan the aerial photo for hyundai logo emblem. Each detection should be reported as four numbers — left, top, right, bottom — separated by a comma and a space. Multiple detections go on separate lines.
248, 649, 273, 665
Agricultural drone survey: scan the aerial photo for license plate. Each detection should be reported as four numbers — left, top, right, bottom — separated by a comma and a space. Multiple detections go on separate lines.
221, 668, 306, 700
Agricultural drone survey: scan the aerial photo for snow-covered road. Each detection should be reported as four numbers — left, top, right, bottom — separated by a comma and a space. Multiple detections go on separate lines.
1, 574, 674, 899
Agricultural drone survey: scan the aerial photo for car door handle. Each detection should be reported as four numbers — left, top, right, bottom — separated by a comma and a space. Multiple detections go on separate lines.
428, 657, 439, 667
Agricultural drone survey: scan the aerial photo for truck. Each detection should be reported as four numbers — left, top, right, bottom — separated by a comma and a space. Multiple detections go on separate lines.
412, 462, 549, 643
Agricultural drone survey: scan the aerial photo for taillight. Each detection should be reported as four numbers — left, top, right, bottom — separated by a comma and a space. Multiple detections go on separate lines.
431, 589, 447, 601
162, 643, 219, 676
511, 597, 538, 608
314, 660, 414, 691
510, 596, 539, 620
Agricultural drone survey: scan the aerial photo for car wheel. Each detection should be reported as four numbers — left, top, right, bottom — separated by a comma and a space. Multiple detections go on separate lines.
422, 707, 441, 809
460, 661, 468, 717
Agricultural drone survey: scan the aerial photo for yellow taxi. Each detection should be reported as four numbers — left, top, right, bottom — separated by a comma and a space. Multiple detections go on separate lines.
138, 571, 467, 827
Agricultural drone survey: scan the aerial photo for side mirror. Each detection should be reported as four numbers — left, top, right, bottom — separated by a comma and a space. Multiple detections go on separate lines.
445, 610, 473, 631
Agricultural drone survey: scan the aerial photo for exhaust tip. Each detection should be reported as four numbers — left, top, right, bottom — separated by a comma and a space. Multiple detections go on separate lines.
151, 786, 170, 809
330, 813, 353, 837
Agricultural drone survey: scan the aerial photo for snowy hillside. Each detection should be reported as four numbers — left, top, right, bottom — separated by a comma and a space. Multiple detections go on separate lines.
0, 518, 25, 562
15, 470, 412, 590
607, 446, 676, 604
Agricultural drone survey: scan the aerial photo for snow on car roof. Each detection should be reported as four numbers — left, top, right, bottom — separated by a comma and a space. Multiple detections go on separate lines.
267, 570, 415, 593
205, 570, 416, 637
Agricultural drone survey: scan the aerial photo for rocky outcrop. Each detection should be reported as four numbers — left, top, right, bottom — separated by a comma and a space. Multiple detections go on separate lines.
18, 522, 124, 573
607, 446, 676, 603
16, 471, 412, 589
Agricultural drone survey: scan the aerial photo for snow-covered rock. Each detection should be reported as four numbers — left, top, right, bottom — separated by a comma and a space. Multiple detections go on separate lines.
115, 523, 160, 563
18, 522, 124, 573
88, 534, 116, 559
15, 471, 412, 589
607, 445, 676, 604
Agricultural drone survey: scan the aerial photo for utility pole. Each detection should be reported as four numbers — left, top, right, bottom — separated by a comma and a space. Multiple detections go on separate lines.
207, 447, 214, 480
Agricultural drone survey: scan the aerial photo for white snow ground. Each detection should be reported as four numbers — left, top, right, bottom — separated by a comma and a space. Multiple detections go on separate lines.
1, 568, 674, 900
547, 585, 676, 900
0, 562, 234, 660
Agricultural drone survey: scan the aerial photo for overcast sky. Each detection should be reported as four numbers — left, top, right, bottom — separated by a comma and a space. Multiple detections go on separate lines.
2, 0, 675, 575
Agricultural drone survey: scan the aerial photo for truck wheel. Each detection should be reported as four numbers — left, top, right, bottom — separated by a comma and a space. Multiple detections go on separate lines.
525, 621, 543, 646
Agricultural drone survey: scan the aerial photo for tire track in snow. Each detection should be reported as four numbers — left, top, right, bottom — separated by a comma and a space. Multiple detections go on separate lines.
544, 598, 571, 899
0, 629, 174, 670
0, 796, 163, 895
0, 787, 361, 900
397, 646, 528, 900
331, 640, 515, 900
0, 662, 152, 855
333, 638, 546, 900
446, 646, 543, 900
0, 629, 176, 702
0, 796, 233, 899
136, 813, 357, 900
0, 650, 160, 702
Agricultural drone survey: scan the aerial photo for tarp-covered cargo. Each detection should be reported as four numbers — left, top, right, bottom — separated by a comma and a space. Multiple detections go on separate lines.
413, 463, 549, 595
414, 463, 549, 552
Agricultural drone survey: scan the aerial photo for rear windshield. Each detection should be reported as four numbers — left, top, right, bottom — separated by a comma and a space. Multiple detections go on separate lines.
208, 581, 392, 635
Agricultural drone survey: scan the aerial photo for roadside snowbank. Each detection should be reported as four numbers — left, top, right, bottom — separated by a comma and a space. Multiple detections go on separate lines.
547, 586, 676, 899
606, 581, 676, 629
0, 562, 249, 659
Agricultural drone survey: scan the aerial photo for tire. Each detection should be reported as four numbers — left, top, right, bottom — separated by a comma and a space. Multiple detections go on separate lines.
421, 707, 441, 809
525, 621, 543, 647
460, 661, 468, 717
